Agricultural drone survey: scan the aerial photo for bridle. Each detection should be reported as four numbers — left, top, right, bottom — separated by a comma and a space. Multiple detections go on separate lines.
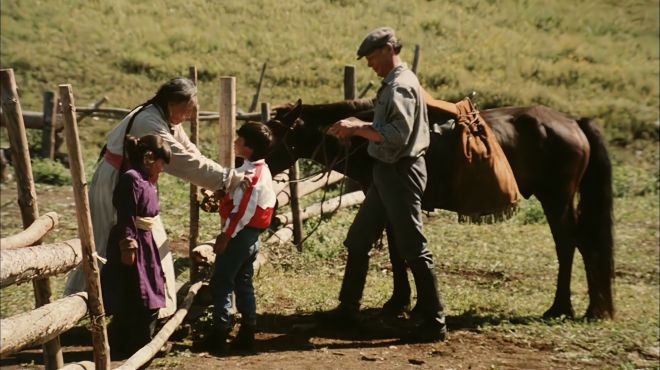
266, 117, 368, 248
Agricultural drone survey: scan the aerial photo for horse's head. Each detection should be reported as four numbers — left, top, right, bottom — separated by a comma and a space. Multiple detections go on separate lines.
265, 98, 375, 185
264, 99, 309, 174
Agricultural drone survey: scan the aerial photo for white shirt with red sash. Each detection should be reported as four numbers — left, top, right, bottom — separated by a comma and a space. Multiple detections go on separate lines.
220, 159, 276, 237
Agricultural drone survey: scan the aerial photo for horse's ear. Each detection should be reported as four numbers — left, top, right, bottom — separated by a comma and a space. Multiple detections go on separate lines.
280, 99, 303, 126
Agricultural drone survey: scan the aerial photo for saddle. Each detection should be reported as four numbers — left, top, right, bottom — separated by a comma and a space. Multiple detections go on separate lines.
423, 91, 521, 222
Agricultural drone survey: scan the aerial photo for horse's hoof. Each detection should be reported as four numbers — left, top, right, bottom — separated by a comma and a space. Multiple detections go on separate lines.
543, 304, 575, 319
584, 305, 614, 320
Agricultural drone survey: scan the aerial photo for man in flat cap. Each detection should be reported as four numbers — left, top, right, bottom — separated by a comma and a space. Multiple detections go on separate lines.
326, 27, 447, 342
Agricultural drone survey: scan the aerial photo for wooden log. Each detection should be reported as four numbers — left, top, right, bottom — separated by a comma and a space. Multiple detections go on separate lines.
59, 84, 110, 370
0, 292, 88, 357
289, 161, 303, 250
188, 66, 201, 282
115, 282, 204, 370
60, 361, 95, 370
275, 171, 344, 208
0, 238, 82, 288
41, 91, 56, 160
76, 96, 108, 123
1, 68, 64, 369
0, 211, 59, 250
274, 190, 365, 226
0, 109, 264, 129
218, 77, 235, 168
266, 225, 293, 244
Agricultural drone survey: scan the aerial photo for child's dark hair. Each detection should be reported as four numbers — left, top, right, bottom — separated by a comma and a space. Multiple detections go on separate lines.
124, 134, 172, 170
236, 121, 273, 160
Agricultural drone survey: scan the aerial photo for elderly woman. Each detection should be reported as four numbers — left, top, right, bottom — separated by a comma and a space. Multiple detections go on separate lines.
65, 77, 243, 318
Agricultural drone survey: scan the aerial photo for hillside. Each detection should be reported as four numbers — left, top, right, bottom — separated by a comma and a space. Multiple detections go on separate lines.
1, 0, 658, 145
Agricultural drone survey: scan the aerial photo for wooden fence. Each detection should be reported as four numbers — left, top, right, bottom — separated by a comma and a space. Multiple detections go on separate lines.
0, 61, 378, 368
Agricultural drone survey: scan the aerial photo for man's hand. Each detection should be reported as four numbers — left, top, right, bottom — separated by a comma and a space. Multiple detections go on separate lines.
213, 232, 230, 255
328, 119, 360, 139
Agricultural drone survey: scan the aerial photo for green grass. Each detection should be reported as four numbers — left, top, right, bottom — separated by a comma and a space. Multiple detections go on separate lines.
0, 1, 658, 368
1, 0, 658, 150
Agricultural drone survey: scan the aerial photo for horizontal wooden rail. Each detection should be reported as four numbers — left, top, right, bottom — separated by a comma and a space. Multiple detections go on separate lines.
0, 211, 59, 250
0, 239, 82, 288
275, 171, 345, 208
0, 292, 88, 357
0, 109, 268, 130
115, 281, 204, 370
273, 190, 365, 227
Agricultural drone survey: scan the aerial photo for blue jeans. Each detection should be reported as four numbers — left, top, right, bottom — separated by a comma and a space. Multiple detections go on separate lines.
211, 227, 260, 330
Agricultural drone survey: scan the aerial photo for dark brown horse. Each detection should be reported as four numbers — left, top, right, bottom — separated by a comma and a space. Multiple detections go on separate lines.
264, 98, 614, 320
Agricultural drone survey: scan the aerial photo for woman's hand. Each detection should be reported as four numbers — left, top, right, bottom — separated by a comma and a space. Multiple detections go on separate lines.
226, 170, 253, 194
119, 238, 138, 266
213, 232, 230, 255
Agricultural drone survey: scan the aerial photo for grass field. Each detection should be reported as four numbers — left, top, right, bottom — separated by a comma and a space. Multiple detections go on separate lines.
0, 0, 658, 368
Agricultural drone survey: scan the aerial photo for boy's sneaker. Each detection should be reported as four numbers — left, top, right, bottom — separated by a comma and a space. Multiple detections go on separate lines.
205, 327, 230, 355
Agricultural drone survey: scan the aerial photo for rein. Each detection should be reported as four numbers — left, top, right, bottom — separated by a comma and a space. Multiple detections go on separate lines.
270, 122, 367, 248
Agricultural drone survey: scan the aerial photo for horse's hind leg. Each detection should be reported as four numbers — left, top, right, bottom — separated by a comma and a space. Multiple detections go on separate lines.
538, 193, 578, 319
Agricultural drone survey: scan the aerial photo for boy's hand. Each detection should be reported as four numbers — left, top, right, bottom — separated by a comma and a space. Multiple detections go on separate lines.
200, 188, 222, 212
213, 233, 230, 255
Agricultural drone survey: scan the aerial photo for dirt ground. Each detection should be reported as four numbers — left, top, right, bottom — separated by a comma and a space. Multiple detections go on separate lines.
2, 315, 604, 370
0, 185, 646, 369
0, 238, 609, 369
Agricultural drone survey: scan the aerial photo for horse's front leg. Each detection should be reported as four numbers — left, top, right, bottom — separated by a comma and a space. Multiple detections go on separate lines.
383, 224, 411, 315
539, 194, 578, 319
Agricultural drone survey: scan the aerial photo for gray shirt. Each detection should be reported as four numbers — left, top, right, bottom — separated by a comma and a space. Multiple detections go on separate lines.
368, 63, 430, 163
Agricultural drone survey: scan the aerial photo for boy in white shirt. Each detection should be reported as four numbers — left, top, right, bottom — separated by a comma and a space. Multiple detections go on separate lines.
209, 122, 276, 354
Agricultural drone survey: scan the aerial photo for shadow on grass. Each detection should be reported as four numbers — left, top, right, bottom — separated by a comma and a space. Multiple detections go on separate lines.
0, 307, 571, 366
187, 306, 561, 354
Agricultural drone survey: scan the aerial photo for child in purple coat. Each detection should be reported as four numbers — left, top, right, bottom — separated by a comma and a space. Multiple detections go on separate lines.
101, 134, 171, 358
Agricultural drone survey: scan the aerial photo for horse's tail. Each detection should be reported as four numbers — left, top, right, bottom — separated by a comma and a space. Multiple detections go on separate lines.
576, 118, 615, 319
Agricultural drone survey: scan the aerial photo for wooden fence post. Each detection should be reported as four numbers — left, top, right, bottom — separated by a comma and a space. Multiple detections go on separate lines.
188, 66, 201, 282
249, 62, 267, 112
0, 68, 64, 370
59, 83, 110, 370
343, 65, 362, 193
289, 161, 303, 250
41, 91, 56, 160
219, 77, 236, 168
260, 102, 270, 124
343, 65, 356, 100
412, 44, 421, 74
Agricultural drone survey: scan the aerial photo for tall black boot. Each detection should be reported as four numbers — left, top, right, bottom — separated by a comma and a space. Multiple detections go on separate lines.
407, 257, 447, 342
317, 251, 369, 325
338, 250, 370, 311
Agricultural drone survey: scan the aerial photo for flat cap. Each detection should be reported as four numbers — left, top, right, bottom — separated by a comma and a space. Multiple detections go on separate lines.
356, 26, 397, 59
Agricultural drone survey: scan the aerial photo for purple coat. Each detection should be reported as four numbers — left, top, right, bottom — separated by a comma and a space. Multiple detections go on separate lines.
101, 169, 166, 312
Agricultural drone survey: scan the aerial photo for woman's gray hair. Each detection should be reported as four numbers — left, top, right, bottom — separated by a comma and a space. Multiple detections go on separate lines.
152, 77, 197, 107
